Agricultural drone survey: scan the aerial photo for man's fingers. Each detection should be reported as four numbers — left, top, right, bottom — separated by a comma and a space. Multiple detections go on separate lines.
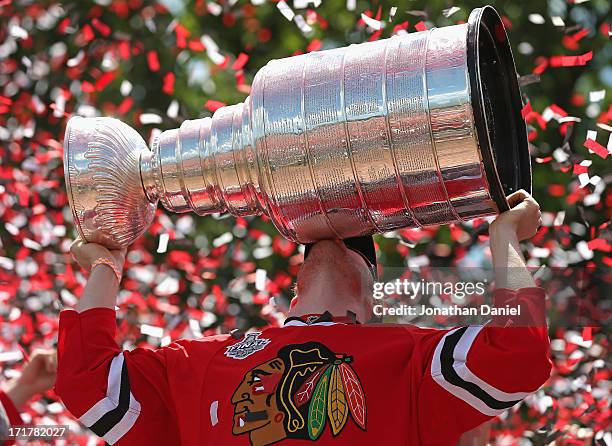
46, 353, 57, 374
506, 189, 530, 208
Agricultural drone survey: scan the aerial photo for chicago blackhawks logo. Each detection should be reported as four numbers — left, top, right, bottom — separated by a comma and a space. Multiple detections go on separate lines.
231, 342, 366, 445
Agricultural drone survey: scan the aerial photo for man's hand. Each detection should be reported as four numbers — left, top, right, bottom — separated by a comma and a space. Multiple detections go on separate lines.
2, 349, 57, 409
70, 236, 126, 273
69, 237, 128, 312
489, 190, 541, 289
489, 189, 542, 241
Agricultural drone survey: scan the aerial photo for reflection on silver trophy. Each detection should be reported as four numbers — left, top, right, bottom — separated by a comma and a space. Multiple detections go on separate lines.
63, 6, 531, 248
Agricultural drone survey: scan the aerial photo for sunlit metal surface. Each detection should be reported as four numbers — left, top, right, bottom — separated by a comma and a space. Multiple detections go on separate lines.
63, 7, 526, 247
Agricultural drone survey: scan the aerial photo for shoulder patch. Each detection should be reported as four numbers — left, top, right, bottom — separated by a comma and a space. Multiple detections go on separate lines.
225, 332, 271, 360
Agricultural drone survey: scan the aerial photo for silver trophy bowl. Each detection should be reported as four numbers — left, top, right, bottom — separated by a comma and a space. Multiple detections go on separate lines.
63, 6, 530, 248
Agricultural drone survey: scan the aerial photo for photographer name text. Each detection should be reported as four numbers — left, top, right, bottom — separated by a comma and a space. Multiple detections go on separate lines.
372, 304, 520, 317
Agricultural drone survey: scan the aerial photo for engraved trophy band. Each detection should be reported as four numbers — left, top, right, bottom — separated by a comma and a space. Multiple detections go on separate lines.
63, 6, 531, 248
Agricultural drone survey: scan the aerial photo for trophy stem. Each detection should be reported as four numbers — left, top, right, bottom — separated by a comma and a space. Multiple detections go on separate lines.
140, 98, 266, 219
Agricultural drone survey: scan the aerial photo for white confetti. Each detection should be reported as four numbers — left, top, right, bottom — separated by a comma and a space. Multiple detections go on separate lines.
553, 211, 565, 227
293, 0, 320, 7
0, 351, 24, 363
66, 50, 84, 67
157, 233, 169, 253
207, 2, 222, 15
558, 116, 581, 124
23, 238, 42, 250
551, 16, 565, 27
277, 1, 295, 21
531, 247, 550, 258
442, 6, 461, 18
576, 241, 594, 260
167, 100, 179, 119
589, 90, 606, 102
346, 0, 356, 11
189, 319, 203, 337
9, 23, 28, 40
518, 42, 533, 55
542, 107, 559, 122
255, 268, 267, 291
389, 6, 397, 21
60, 289, 78, 306
140, 113, 163, 125
596, 122, 612, 132
202, 35, 226, 66
53, 94, 65, 118
578, 173, 590, 187
141, 324, 164, 338
528, 14, 545, 24
361, 13, 383, 30
155, 275, 180, 296
586, 130, 597, 141
553, 148, 569, 163
213, 232, 233, 247
294, 15, 312, 33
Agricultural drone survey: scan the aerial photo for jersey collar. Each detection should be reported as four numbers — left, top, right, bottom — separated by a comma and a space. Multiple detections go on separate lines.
283, 311, 360, 327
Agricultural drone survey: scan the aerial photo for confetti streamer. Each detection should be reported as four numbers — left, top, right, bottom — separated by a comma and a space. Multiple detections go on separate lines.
415, 21, 427, 32
361, 13, 383, 31
277, 1, 295, 21
442, 6, 460, 18
584, 138, 609, 159
549, 51, 593, 67
205, 99, 226, 112
157, 233, 170, 253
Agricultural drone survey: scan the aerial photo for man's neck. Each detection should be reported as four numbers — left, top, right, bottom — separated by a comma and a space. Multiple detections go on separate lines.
288, 295, 367, 323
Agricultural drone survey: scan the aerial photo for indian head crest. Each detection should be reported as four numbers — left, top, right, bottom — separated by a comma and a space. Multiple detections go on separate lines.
231, 341, 367, 445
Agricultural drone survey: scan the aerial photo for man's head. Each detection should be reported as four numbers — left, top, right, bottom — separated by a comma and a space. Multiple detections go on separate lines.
291, 239, 376, 323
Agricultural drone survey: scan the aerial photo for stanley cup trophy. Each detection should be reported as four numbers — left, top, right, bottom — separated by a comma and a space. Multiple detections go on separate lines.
63, 6, 531, 249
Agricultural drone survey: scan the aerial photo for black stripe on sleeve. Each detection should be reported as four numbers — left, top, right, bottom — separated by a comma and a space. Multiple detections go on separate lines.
440, 327, 521, 411
89, 358, 132, 437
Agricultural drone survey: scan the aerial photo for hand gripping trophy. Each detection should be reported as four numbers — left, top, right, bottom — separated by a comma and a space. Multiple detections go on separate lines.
62, 6, 531, 249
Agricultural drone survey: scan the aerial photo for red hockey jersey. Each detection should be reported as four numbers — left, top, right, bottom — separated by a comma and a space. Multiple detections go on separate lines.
55, 288, 551, 446
0, 390, 23, 446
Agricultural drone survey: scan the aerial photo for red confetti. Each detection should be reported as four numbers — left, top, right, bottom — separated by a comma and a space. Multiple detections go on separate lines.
119, 41, 131, 60
162, 72, 175, 95
573, 163, 589, 175
521, 102, 532, 119
175, 23, 190, 49
368, 30, 382, 41
91, 18, 111, 37
205, 99, 226, 112
81, 24, 95, 42
188, 40, 206, 52
549, 51, 593, 67
232, 52, 249, 70
533, 57, 548, 75
117, 97, 133, 114
306, 40, 322, 53
95, 71, 116, 91
415, 21, 427, 32
392, 22, 409, 34
147, 50, 160, 72
584, 138, 609, 159
582, 327, 592, 342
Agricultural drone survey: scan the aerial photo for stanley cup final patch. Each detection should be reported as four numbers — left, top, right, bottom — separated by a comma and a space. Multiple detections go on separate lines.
225, 332, 271, 360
